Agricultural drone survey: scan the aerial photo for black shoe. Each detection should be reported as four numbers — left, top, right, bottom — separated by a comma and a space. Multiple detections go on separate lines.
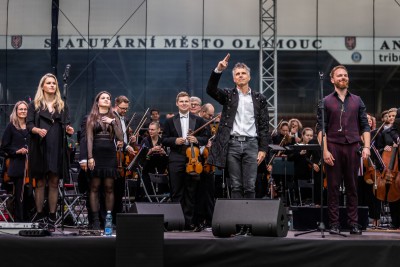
193, 223, 206, 232
185, 224, 196, 231
329, 224, 341, 235
350, 224, 362, 235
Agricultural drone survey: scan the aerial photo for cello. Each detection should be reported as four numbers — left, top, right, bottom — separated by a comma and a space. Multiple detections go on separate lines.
375, 144, 400, 202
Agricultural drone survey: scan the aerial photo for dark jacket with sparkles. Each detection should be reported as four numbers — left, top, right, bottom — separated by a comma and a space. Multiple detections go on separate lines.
206, 71, 270, 168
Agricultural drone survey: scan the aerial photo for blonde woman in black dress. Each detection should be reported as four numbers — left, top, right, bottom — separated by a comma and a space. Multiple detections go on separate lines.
27, 73, 74, 228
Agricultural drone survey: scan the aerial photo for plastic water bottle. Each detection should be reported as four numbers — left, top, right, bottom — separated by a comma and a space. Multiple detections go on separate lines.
104, 210, 113, 236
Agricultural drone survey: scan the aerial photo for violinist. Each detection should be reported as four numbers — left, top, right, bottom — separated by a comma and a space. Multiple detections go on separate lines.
137, 122, 168, 201
376, 108, 400, 229
162, 91, 208, 231
141, 108, 164, 138
0, 101, 30, 222
112, 95, 136, 216
194, 103, 215, 231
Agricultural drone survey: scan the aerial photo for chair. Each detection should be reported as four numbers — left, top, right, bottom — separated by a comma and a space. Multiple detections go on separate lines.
297, 179, 314, 206
56, 167, 88, 227
146, 173, 170, 203
0, 191, 14, 222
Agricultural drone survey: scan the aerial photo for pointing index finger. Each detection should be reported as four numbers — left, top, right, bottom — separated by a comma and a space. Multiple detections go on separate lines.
224, 53, 230, 62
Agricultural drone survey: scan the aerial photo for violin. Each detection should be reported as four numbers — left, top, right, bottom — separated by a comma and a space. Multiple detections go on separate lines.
185, 129, 203, 175
202, 134, 216, 174
23, 154, 35, 202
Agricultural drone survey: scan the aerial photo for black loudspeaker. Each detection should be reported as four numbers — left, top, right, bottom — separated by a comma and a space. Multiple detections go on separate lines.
212, 198, 288, 237
291, 206, 369, 230
130, 202, 185, 231
116, 214, 163, 267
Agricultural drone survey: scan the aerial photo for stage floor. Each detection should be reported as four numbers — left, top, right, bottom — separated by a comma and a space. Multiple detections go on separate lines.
1, 227, 400, 267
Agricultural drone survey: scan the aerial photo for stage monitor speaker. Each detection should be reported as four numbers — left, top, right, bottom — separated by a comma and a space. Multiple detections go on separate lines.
116, 214, 163, 267
291, 206, 369, 230
212, 198, 288, 237
130, 202, 185, 231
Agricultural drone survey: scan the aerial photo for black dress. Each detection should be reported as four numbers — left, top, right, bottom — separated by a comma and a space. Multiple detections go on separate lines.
87, 118, 123, 179
27, 103, 70, 179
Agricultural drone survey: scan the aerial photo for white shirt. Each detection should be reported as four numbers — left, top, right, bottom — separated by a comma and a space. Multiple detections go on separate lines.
231, 88, 257, 137
179, 112, 190, 139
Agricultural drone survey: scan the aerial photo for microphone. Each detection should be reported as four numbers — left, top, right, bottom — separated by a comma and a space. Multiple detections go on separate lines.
63, 64, 71, 82
319, 71, 324, 80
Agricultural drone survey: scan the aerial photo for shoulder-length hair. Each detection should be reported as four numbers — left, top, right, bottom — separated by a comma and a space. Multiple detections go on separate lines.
86, 91, 115, 129
9, 101, 28, 130
33, 73, 65, 113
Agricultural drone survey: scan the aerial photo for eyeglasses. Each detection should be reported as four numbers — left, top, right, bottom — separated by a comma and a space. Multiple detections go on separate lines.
191, 103, 200, 108
118, 106, 128, 111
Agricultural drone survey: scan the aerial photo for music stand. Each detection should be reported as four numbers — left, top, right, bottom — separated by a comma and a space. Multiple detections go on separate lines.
269, 145, 293, 203
286, 144, 322, 206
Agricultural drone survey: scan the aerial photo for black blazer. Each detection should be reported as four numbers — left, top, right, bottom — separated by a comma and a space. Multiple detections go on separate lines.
0, 123, 29, 177
162, 113, 208, 163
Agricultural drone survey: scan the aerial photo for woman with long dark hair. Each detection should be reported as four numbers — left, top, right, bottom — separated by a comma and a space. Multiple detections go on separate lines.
86, 91, 123, 229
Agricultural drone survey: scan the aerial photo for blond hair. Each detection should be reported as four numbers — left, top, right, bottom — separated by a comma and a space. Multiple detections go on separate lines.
33, 73, 65, 113
9, 101, 28, 130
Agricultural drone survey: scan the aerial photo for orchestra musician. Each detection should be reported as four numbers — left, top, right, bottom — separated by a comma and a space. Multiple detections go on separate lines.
27, 73, 74, 229
86, 91, 123, 230
376, 108, 400, 230
112, 95, 136, 217
190, 96, 202, 116
194, 103, 215, 231
359, 113, 382, 228
206, 53, 270, 199
162, 91, 208, 231
316, 65, 370, 235
0, 101, 30, 222
139, 121, 168, 200
287, 127, 322, 206
288, 118, 303, 144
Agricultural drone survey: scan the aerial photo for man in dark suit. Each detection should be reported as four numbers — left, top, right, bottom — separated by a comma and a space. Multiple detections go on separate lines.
112, 96, 136, 214
316, 65, 370, 235
162, 91, 208, 230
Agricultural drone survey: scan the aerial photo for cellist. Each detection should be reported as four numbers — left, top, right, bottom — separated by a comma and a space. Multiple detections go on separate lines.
376, 108, 400, 229
162, 91, 208, 231
360, 113, 382, 228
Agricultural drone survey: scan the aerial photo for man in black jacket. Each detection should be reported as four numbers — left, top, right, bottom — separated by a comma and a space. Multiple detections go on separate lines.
206, 53, 270, 198
162, 91, 208, 230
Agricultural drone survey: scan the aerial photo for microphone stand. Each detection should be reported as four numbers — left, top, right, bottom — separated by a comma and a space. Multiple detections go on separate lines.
59, 65, 70, 232
295, 72, 346, 238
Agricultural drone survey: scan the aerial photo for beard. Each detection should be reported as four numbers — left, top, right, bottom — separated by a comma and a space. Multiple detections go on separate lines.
334, 79, 348, 90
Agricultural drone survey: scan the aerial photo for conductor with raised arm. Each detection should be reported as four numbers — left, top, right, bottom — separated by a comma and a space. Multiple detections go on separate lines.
206, 54, 270, 198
